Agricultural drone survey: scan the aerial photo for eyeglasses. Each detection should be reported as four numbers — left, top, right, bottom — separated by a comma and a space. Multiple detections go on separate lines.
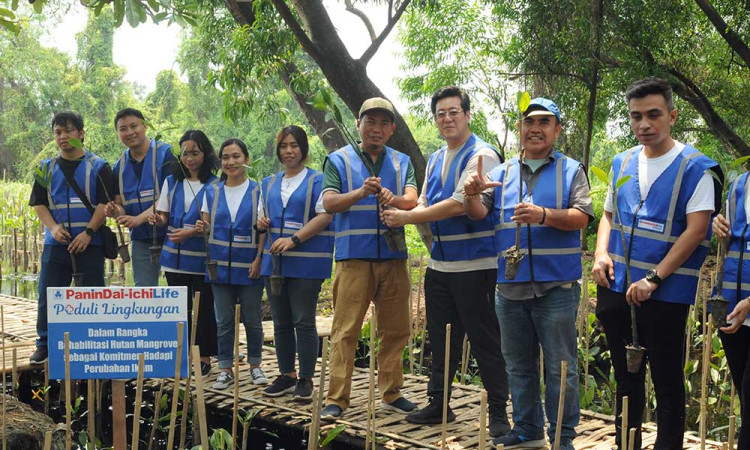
434, 109, 464, 121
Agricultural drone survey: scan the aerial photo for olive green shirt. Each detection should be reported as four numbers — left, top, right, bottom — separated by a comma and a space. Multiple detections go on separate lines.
322, 149, 418, 194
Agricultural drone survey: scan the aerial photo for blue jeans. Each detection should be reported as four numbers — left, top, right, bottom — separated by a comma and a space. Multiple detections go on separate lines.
495, 284, 580, 443
264, 277, 322, 379
212, 283, 264, 369
131, 239, 162, 287
37, 245, 105, 348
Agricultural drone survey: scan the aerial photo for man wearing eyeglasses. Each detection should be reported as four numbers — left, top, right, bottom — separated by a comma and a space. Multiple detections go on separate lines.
382, 86, 510, 438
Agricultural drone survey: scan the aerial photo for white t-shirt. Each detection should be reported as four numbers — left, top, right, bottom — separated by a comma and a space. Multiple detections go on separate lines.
418, 146, 502, 273
604, 142, 715, 215
201, 179, 249, 222
156, 179, 205, 214
257, 168, 326, 218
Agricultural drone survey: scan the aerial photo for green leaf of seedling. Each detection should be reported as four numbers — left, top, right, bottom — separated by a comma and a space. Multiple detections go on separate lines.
615, 175, 632, 190
724, 169, 737, 185
125, 0, 146, 27
332, 104, 344, 125
518, 91, 531, 113
590, 166, 609, 185
320, 88, 333, 107
730, 155, 750, 169
113, 0, 125, 26
320, 424, 347, 446
310, 93, 328, 111
68, 138, 83, 150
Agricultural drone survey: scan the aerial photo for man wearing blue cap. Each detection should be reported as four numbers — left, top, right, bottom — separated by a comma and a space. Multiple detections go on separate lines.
464, 98, 593, 449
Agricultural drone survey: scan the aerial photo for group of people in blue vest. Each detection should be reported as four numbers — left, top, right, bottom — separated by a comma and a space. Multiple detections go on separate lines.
30, 75, 750, 450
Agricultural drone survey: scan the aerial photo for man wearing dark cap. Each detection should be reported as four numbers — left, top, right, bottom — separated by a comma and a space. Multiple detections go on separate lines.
464, 98, 593, 449
319, 97, 419, 419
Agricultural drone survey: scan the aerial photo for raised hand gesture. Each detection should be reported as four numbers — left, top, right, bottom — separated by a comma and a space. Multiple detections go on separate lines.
463, 155, 501, 197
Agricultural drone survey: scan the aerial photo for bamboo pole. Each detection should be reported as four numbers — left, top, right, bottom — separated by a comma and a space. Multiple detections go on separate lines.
44, 360, 49, 414
64, 332, 71, 450
179, 292, 201, 450
627, 428, 636, 450
460, 334, 469, 384
307, 388, 319, 450
408, 256, 414, 374
700, 318, 713, 449
166, 322, 185, 449
147, 380, 166, 450
553, 360, 568, 450
622, 396, 629, 450
309, 336, 329, 450
1, 305, 5, 450
417, 256, 426, 372
478, 391, 487, 450
191, 346, 209, 448
441, 323, 452, 450
11, 349, 16, 396
43, 431, 52, 450
87, 380, 95, 450
132, 355, 145, 450
729, 381, 736, 449
232, 304, 241, 449
241, 421, 250, 450
366, 309, 377, 450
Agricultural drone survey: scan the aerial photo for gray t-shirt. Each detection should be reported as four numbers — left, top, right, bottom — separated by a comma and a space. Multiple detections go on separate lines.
481, 151, 594, 300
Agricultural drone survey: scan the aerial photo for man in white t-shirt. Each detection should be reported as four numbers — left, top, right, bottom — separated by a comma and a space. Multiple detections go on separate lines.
592, 77, 722, 450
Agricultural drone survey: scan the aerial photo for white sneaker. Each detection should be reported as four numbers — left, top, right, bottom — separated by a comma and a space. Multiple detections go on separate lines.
212, 371, 234, 390
251, 367, 268, 385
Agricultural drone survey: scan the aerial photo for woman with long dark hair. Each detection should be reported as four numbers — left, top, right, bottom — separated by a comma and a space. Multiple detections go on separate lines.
148, 130, 219, 376
256, 126, 333, 401
196, 138, 268, 389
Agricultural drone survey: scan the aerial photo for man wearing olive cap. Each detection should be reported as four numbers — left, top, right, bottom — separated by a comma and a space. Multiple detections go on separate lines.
464, 98, 593, 449
319, 97, 419, 419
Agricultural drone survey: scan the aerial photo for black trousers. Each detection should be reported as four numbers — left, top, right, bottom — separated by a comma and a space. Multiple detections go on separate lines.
720, 326, 750, 449
596, 287, 690, 450
424, 268, 509, 410
165, 272, 218, 358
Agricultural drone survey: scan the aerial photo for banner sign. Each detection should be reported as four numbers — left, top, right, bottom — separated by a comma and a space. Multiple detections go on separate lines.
47, 286, 188, 380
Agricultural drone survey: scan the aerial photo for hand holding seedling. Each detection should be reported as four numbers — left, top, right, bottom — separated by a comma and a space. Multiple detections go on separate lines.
720, 298, 750, 334
256, 217, 270, 231
511, 203, 544, 224
117, 214, 143, 229
463, 155, 501, 197
104, 201, 123, 218
194, 219, 209, 233
713, 214, 730, 239
360, 176, 382, 198
248, 257, 262, 279
68, 231, 92, 254
592, 252, 615, 288
375, 186, 395, 206
269, 237, 296, 254
381, 208, 408, 227
626, 277, 657, 306
167, 228, 196, 244
147, 212, 167, 227
50, 223, 72, 244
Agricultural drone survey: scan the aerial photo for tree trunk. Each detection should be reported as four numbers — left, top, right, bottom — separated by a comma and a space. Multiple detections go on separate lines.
694, 0, 750, 68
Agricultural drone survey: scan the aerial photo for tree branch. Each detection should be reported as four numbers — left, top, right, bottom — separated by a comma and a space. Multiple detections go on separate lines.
694, 0, 750, 68
269, 0, 322, 61
344, 0, 376, 42
359, 0, 411, 65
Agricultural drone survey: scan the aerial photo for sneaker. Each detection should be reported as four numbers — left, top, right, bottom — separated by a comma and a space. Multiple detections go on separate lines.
212, 371, 234, 390
200, 362, 211, 377
492, 430, 546, 449
250, 367, 269, 385
381, 396, 417, 414
320, 404, 344, 420
405, 397, 455, 424
488, 406, 511, 438
293, 377, 314, 401
263, 375, 297, 397
552, 440, 575, 450
29, 347, 48, 364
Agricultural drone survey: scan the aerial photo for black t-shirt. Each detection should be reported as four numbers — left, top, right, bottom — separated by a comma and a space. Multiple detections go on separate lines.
29, 157, 116, 207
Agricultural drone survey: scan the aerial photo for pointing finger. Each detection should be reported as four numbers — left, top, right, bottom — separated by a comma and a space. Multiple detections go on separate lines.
477, 155, 483, 177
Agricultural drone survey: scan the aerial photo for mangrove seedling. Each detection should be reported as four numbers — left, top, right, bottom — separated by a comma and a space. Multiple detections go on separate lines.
143, 121, 178, 265
34, 160, 83, 286
592, 166, 643, 373
312, 86, 406, 253
503, 91, 531, 280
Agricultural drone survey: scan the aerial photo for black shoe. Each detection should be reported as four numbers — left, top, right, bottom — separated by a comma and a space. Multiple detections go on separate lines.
293, 378, 314, 402
320, 404, 344, 420
492, 430, 546, 449
29, 347, 48, 364
200, 362, 211, 377
489, 405, 511, 438
263, 375, 297, 397
405, 397, 456, 424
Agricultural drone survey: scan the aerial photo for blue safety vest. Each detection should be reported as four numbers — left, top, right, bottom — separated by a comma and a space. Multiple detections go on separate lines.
260, 169, 334, 279
493, 151, 582, 284
720, 172, 750, 310
327, 145, 410, 260
205, 180, 262, 286
425, 134, 498, 261
42, 152, 107, 246
159, 175, 218, 274
114, 139, 172, 240
608, 144, 718, 304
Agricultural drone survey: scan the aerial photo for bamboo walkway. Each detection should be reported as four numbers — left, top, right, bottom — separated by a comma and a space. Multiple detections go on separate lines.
0, 293, 727, 449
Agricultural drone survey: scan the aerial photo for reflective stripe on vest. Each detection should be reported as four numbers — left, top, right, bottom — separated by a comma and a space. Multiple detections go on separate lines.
206, 180, 261, 285
115, 139, 170, 240
608, 144, 717, 304
159, 175, 217, 274
425, 134, 498, 262
329, 145, 410, 260
43, 153, 105, 246
493, 151, 582, 283
260, 169, 334, 279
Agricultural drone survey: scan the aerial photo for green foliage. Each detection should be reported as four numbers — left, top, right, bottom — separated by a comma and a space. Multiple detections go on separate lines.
319, 424, 346, 447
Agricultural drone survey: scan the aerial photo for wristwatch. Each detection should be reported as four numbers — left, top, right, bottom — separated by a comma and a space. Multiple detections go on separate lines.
645, 269, 662, 286
291, 235, 301, 246
85, 227, 95, 237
